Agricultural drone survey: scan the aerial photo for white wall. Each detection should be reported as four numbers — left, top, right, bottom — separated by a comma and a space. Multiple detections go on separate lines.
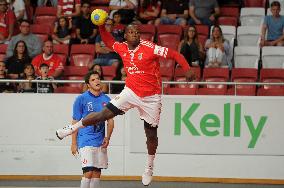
0, 94, 284, 179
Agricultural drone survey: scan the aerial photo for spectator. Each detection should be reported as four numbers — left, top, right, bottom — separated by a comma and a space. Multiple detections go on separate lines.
109, 0, 138, 25
111, 63, 126, 94
0, 60, 15, 92
36, 63, 57, 93
260, 1, 284, 47
70, 1, 97, 44
18, 63, 36, 93
94, 18, 121, 67
52, 17, 72, 44
32, 40, 64, 79
0, 0, 16, 43
6, 40, 31, 79
6, 19, 42, 58
89, 63, 108, 93
204, 25, 231, 68
154, 0, 188, 27
179, 25, 205, 67
189, 0, 220, 27
56, 0, 80, 23
138, 0, 161, 24
112, 11, 125, 41
10, 0, 27, 21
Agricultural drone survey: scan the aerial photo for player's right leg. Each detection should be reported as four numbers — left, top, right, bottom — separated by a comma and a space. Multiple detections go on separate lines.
56, 107, 116, 140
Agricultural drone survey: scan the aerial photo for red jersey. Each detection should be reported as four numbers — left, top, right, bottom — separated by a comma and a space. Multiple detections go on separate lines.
99, 26, 190, 97
32, 54, 64, 76
58, 0, 80, 16
0, 10, 16, 38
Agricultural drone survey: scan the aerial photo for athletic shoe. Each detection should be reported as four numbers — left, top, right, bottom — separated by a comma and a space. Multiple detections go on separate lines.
142, 166, 153, 186
56, 125, 74, 140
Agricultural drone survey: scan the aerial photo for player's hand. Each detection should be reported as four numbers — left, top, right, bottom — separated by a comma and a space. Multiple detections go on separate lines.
71, 144, 78, 156
185, 69, 196, 81
101, 137, 110, 148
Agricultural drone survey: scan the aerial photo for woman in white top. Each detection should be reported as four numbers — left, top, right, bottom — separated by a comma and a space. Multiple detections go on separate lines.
205, 25, 231, 68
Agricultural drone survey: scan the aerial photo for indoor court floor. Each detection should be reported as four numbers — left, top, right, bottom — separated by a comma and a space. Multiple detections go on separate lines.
0, 180, 284, 188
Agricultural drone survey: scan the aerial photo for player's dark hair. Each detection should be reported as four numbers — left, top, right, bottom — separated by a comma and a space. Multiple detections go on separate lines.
271, 1, 281, 8
40, 63, 49, 69
84, 71, 100, 84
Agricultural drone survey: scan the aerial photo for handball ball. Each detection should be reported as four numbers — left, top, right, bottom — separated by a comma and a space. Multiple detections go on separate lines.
91, 9, 108, 26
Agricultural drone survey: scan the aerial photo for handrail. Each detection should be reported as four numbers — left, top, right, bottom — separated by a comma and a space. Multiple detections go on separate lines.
1, 79, 284, 95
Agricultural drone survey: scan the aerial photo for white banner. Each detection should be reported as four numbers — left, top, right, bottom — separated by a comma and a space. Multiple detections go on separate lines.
129, 96, 284, 155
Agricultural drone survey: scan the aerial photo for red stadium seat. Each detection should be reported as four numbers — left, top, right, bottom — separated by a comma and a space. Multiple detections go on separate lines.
53, 44, 69, 66
163, 87, 197, 95
30, 24, 52, 42
91, 0, 110, 5
34, 7, 57, 26
70, 44, 96, 66
64, 76, 85, 87
201, 68, 229, 91
138, 24, 156, 41
91, 6, 110, 13
217, 17, 238, 27
54, 86, 82, 93
227, 68, 258, 96
256, 69, 284, 96
174, 66, 201, 88
64, 66, 88, 77
220, 7, 240, 17
0, 44, 7, 60
243, 0, 267, 7
157, 25, 182, 50
102, 66, 116, 80
197, 88, 227, 95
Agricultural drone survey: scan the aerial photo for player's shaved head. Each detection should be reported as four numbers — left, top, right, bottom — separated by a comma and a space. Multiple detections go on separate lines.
124, 25, 140, 48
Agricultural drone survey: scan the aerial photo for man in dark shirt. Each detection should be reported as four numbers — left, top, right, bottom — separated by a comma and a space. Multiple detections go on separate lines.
70, 1, 98, 44
154, 0, 189, 27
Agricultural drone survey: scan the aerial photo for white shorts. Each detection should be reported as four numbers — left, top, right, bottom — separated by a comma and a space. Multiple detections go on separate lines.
79, 146, 108, 169
110, 87, 162, 126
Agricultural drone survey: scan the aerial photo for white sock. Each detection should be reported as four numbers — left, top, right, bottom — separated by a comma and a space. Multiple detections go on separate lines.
72, 120, 84, 131
80, 177, 91, 188
90, 178, 100, 188
146, 154, 155, 168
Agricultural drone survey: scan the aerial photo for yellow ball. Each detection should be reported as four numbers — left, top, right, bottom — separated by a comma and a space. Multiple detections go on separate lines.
91, 9, 108, 26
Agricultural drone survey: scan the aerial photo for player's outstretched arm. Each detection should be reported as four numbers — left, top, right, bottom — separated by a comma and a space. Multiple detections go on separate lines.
166, 48, 196, 80
99, 25, 116, 49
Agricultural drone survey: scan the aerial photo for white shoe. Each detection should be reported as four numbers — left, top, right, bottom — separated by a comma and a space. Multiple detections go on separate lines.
142, 166, 153, 186
56, 125, 74, 140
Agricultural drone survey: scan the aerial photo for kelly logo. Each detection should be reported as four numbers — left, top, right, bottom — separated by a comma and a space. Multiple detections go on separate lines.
174, 103, 268, 148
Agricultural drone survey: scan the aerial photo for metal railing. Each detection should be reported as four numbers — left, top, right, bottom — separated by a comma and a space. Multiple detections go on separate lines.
1, 79, 284, 95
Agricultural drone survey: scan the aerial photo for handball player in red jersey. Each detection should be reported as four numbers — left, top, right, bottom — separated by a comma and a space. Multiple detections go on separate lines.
57, 23, 195, 186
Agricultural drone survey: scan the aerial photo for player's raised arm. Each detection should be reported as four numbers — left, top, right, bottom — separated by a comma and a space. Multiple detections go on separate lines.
99, 25, 116, 49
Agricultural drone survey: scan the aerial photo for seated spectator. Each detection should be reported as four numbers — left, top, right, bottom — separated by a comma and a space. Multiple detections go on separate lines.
204, 25, 231, 68
32, 40, 64, 79
112, 11, 125, 41
93, 18, 122, 67
52, 17, 72, 44
154, 0, 188, 27
70, 1, 98, 45
18, 63, 37, 93
0, 0, 16, 43
56, 0, 80, 24
0, 60, 15, 92
260, 1, 284, 47
109, 0, 138, 25
89, 63, 108, 93
6, 40, 31, 79
111, 63, 126, 94
179, 25, 205, 67
138, 0, 161, 24
36, 63, 57, 93
10, 0, 27, 21
189, 0, 220, 27
6, 19, 42, 58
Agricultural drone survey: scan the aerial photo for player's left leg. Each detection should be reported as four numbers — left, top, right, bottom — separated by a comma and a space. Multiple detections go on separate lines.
142, 121, 158, 186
